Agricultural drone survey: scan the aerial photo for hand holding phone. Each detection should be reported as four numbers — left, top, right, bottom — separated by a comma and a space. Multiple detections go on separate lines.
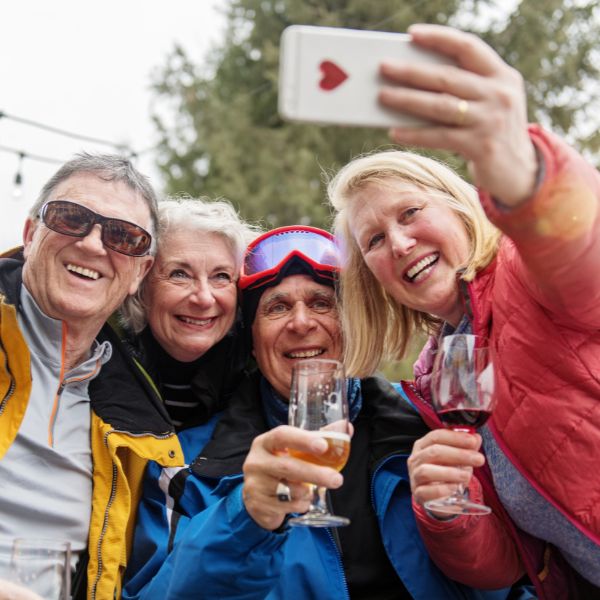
278, 25, 455, 128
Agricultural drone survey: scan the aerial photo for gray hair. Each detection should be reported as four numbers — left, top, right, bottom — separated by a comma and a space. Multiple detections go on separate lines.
30, 152, 159, 254
120, 196, 261, 333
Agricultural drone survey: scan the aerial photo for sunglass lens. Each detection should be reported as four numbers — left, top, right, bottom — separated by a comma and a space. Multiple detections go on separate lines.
45, 202, 92, 236
103, 220, 151, 256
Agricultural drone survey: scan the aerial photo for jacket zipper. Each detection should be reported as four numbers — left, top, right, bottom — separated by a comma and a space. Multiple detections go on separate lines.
0, 340, 16, 416
0, 375, 15, 416
91, 452, 117, 600
91, 428, 176, 600
324, 526, 349, 599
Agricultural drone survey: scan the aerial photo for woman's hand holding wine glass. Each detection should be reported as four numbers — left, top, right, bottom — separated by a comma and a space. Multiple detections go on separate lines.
409, 334, 495, 516
408, 428, 486, 511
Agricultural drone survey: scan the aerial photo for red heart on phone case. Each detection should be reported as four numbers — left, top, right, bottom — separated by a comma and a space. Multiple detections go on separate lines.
319, 60, 348, 91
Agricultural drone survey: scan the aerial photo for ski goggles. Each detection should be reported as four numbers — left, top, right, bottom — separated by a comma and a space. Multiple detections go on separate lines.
39, 200, 153, 257
239, 225, 340, 291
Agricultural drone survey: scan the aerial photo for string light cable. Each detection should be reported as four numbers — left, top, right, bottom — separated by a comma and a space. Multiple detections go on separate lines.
0, 109, 132, 151
0, 110, 158, 197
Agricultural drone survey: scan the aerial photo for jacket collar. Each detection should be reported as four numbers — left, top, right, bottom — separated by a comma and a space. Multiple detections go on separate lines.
0, 253, 25, 308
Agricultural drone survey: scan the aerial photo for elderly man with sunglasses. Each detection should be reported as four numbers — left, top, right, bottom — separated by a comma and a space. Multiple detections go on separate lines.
0, 154, 182, 600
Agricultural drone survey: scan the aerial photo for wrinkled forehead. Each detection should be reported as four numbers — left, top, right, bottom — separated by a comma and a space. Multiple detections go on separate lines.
50, 173, 151, 227
257, 274, 335, 306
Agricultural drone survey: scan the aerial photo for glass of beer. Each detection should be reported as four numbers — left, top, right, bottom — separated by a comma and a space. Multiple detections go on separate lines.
288, 358, 351, 527
11, 538, 71, 600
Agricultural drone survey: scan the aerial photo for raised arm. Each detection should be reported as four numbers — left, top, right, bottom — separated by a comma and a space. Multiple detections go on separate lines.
379, 24, 600, 326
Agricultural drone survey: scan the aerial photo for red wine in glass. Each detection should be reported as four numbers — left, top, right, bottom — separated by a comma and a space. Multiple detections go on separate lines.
438, 407, 492, 433
425, 334, 496, 516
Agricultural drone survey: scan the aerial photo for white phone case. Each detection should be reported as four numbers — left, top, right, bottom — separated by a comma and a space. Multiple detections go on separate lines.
278, 25, 453, 128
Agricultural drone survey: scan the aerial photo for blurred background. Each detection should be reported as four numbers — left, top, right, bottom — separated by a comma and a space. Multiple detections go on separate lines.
2, 0, 599, 376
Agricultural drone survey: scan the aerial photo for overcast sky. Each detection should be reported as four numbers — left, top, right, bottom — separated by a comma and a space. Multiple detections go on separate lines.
0, 0, 226, 248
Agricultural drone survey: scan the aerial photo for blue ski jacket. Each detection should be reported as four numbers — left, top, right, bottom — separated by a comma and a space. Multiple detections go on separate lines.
123, 373, 534, 600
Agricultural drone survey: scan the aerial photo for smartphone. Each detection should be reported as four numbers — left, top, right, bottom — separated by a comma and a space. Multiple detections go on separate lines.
278, 25, 454, 128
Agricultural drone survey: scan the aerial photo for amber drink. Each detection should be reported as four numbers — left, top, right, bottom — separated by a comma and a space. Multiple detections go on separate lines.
289, 430, 350, 472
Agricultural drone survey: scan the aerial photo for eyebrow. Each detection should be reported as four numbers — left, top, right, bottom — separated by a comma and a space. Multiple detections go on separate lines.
161, 259, 235, 272
160, 259, 194, 271
260, 287, 335, 307
260, 290, 289, 306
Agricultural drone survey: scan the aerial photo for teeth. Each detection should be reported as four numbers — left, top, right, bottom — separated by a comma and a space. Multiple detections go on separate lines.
179, 316, 213, 326
406, 254, 438, 280
67, 264, 100, 280
287, 349, 324, 359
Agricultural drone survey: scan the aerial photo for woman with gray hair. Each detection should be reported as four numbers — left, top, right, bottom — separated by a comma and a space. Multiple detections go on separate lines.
120, 195, 261, 593
120, 196, 259, 429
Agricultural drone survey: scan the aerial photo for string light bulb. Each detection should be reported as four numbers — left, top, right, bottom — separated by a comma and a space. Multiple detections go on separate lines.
13, 152, 24, 200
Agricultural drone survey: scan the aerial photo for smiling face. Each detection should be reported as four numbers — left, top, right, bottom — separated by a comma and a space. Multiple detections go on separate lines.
22, 173, 153, 335
251, 275, 342, 399
145, 230, 238, 362
348, 180, 471, 326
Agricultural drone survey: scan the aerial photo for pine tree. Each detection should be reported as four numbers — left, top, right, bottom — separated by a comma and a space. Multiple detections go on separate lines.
152, 0, 599, 230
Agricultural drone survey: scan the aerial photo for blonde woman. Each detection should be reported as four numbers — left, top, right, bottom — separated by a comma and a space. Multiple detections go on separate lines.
329, 24, 600, 600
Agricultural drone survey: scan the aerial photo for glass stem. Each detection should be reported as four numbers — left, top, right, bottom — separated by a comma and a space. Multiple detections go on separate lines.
454, 467, 470, 501
309, 485, 329, 515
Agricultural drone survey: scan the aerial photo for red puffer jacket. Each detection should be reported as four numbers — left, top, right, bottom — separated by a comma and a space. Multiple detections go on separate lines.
412, 124, 600, 600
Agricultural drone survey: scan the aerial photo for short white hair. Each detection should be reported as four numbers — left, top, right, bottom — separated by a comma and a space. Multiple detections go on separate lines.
120, 196, 261, 333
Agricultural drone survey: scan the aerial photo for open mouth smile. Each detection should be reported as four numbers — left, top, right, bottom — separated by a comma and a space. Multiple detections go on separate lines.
404, 253, 439, 283
177, 315, 215, 327
66, 263, 101, 280
284, 348, 325, 359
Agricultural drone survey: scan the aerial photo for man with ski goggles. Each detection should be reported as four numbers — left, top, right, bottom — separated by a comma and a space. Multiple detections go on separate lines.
122, 225, 525, 600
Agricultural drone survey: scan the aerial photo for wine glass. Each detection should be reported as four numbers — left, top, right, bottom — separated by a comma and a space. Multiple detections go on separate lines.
287, 358, 351, 527
424, 334, 495, 516
10, 538, 71, 600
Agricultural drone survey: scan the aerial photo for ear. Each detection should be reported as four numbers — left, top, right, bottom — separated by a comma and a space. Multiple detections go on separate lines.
128, 255, 154, 296
22, 218, 38, 259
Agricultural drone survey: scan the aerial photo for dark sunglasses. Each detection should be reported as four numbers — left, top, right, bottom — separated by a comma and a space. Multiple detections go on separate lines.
39, 200, 153, 257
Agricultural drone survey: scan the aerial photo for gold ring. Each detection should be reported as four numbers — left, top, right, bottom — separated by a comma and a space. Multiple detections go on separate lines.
455, 99, 469, 126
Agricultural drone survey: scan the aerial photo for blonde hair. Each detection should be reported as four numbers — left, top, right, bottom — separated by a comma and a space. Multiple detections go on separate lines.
328, 150, 501, 377
120, 196, 261, 333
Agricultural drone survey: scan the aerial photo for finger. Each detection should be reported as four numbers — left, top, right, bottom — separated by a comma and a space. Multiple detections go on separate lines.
388, 127, 477, 158
379, 86, 480, 131
413, 429, 482, 452
411, 444, 485, 472
244, 451, 343, 490
286, 481, 312, 502
411, 463, 473, 489
243, 481, 313, 530
379, 62, 485, 102
260, 425, 329, 456
413, 482, 466, 506
407, 24, 504, 76
242, 490, 292, 530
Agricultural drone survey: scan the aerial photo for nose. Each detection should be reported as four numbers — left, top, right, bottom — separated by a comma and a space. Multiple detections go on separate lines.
287, 302, 316, 334
76, 224, 106, 255
389, 226, 416, 258
188, 278, 216, 308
